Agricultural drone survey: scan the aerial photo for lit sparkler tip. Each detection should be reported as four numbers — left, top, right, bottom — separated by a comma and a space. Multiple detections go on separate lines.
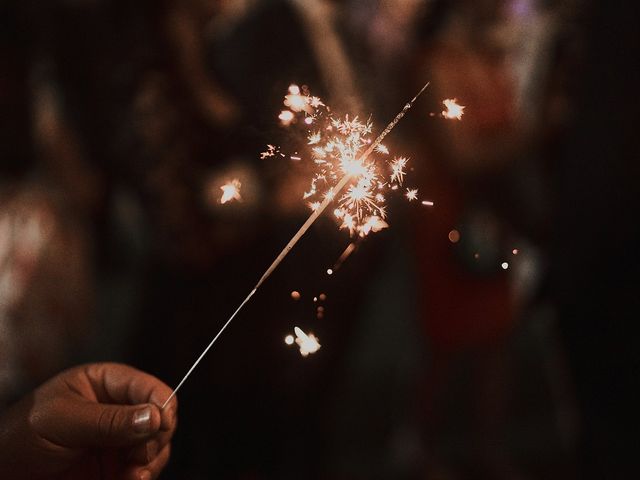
442, 98, 465, 120
220, 179, 242, 204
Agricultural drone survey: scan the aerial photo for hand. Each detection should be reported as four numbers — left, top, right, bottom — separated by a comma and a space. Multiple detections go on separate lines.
0, 363, 178, 480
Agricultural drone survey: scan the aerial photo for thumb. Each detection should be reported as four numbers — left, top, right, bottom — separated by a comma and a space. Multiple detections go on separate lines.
41, 401, 162, 448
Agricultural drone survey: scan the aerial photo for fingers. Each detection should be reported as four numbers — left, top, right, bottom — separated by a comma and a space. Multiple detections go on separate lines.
84, 363, 174, 409
129, 423, 175, 465
82, 363, 178, 436
32, 392, 163, 448
125, 444, 171, 480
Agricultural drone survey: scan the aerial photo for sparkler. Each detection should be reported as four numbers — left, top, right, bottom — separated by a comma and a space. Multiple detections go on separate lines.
161, 82, 429, 409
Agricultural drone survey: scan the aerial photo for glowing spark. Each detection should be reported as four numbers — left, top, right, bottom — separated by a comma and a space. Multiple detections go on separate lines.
442, 98, 465, 120
308, 132, 322, 145
375, 144, 389, 155
501, 262, 509, 270
326, 268, 333, 275
310, 97, 324, 108
448, 229, 460, 243
390, 157, 409, 186
290, 155, 302, 161
279, 110, 295, 126
220, 179, 242, 204
294, 326, 321, 356
283, 84, 313, 114
285, 335, 295, 345
290, 291, 301, 300
308, 201, 321, 212
422, 200, 434, 206
260, 144, 279, 159
360, 216, 388, 236
406, 188, 418, 201
512, 248, 519, 255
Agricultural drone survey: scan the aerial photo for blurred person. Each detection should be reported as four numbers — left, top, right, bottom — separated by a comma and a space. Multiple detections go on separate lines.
0, 188, 93, 407
1, 0, 94, 407
408, 0, 577, 477
0, 363, 178, 480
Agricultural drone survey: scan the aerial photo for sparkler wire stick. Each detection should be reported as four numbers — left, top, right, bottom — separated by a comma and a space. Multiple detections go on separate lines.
162, 82, 429, 409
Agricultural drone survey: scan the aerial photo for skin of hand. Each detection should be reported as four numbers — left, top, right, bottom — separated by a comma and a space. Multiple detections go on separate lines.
0, 363, 178, 480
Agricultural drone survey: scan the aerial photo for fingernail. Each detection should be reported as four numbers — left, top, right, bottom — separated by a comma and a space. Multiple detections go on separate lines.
133, 407, 152, 433
139, 469, 151, 480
